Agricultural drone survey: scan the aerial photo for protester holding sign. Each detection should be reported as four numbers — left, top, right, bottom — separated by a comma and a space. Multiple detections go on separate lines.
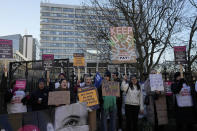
4, 80, 27, 114
78, 75, 98, 131
99, 70, 117, 131
29, 78, 49, 111
171, 72, 195, 131
144, 70, 168, 131
121, 75, 144, 131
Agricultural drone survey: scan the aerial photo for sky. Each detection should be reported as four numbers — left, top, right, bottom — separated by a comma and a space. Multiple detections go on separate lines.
0, 0, 84, 40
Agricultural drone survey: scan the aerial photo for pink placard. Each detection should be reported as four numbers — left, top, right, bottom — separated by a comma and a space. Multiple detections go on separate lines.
15, 80, 26, 90
42, 54, 54, 60
174, 46, 186, 52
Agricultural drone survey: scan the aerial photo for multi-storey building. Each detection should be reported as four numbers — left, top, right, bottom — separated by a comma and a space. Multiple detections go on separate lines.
40, 3, 100, 62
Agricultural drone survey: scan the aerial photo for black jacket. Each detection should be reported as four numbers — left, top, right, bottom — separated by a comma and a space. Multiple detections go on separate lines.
29, 87, 49, 111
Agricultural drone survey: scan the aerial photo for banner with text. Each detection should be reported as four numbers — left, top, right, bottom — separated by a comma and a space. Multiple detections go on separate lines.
102, 81, 120, 97
78, 86, 99, 110
110, 27, 136, 63
174, 46, 186, 64
73, 53, 85, 67
149, 74, 164, 91
42, 54, 54, 70
0, 39, 13, 59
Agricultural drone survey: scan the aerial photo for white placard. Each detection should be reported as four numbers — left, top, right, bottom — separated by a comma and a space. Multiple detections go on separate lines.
149, 74, 164, 91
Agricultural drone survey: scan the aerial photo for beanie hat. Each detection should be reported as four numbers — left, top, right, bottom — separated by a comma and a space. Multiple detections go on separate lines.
104, 70, 111, 78
38, 78, 45, 84
174, 72, 181, 79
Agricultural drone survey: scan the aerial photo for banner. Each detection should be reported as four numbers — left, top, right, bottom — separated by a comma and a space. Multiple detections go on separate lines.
15, 80, 26, 90
110, 27, 136, 63
102, 81, 120, 97
94, 72, 102, 88
48, 91, 70, 105
173, 46, 186, 64
73, 53, 85, 67
0, 103, 89, 131
42, 54, 54, 70
0, 39, 13, 59
149, 74, 164, 91
78, 86, 99, 110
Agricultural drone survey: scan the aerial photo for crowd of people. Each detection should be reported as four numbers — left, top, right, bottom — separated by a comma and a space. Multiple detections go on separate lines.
2, 69, 197, 131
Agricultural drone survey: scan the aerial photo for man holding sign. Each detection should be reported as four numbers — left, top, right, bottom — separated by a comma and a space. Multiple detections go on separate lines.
78, 75, 99, 131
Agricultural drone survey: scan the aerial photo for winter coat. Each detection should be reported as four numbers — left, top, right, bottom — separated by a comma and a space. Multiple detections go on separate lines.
121, 80, 144, 111
144, 79, 168, 125
29, 87, 49, 111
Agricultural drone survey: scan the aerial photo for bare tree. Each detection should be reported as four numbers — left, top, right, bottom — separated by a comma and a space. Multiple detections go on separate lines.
79, 0, 185, 78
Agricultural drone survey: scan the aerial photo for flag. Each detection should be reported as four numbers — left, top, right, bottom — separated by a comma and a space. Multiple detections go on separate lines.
94, 72, 102, 88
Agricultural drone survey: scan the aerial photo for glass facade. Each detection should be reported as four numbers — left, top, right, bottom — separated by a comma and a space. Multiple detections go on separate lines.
40, 3, 108, 62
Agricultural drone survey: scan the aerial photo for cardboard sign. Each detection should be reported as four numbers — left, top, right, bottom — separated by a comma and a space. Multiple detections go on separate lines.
78, 86, 99, 110
48, 91, 70, 105
73, 53, 85, 67
15, 80, 26, 90
110, 27, 136, 64
0, 39, 13, 59
42, 54, 54, 69
102, 81, 120, 97
174, 46, 186, 64
149, 74, 164, 91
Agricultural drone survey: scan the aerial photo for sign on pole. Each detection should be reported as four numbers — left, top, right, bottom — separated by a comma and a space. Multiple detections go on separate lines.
42, 54, 54, 70
78, 86, 99, 110
173, 46, 186, 64
102, 81, 120, 97
73, 53, 85, 67
0, 39, 13, 59
149, 74, 164, 91
110, 27, 136, 63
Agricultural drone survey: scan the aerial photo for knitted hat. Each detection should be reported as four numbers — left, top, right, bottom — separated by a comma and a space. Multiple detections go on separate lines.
174, 72, 181, 79
104, 70, 111, 78
112, 72, 119, 77
38, 78, 45, 84
59, 73, 66, 78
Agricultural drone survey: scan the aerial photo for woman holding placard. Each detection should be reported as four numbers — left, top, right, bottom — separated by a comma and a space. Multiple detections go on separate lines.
171, 72, 195, 131
121, 75, 144, 131
5, 80, 27, 114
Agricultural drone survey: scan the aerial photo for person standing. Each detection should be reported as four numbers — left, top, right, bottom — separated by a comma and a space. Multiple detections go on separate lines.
79, 75, 97, 131
29, 78, 49, 111
144, 70, 168, 131
112, 72, 123, 131
171, 72, 195, 131
121, 75, 144, 131
99, 71, 117, 131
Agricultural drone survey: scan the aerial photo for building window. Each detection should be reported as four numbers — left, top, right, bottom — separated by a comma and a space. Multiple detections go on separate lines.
62, 20, 74, 24
51, 7, 62, 12
63, 8, 74, 12
41, 6, 50, 11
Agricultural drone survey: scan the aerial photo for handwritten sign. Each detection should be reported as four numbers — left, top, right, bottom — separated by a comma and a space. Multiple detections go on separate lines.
78, 86, 99, 110
0, 39, 13, 59
42, 54, 54, 70
110, 27, 136, 64
73, 53, 85, 67
102, 81, 120, 97
174, 46, 186, 64
48, 91, 70, 105
15, 80, 26, 90
149, 74, 164, 91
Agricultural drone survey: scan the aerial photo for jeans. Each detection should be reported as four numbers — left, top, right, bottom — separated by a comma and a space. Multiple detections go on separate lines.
101, 107, 117, 131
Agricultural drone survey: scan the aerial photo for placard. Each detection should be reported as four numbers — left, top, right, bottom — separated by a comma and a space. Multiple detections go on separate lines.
15, 80, 26, 90
174, 46, 186, 64
73, 53, 85, 67
78, 86, 99, 110
110, 27, 136, 63
42, 54, 54, 69
149, 74, 164, 91
102, 81, 120, 97
48, 91, 70, 105
0, 39, 13, 59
